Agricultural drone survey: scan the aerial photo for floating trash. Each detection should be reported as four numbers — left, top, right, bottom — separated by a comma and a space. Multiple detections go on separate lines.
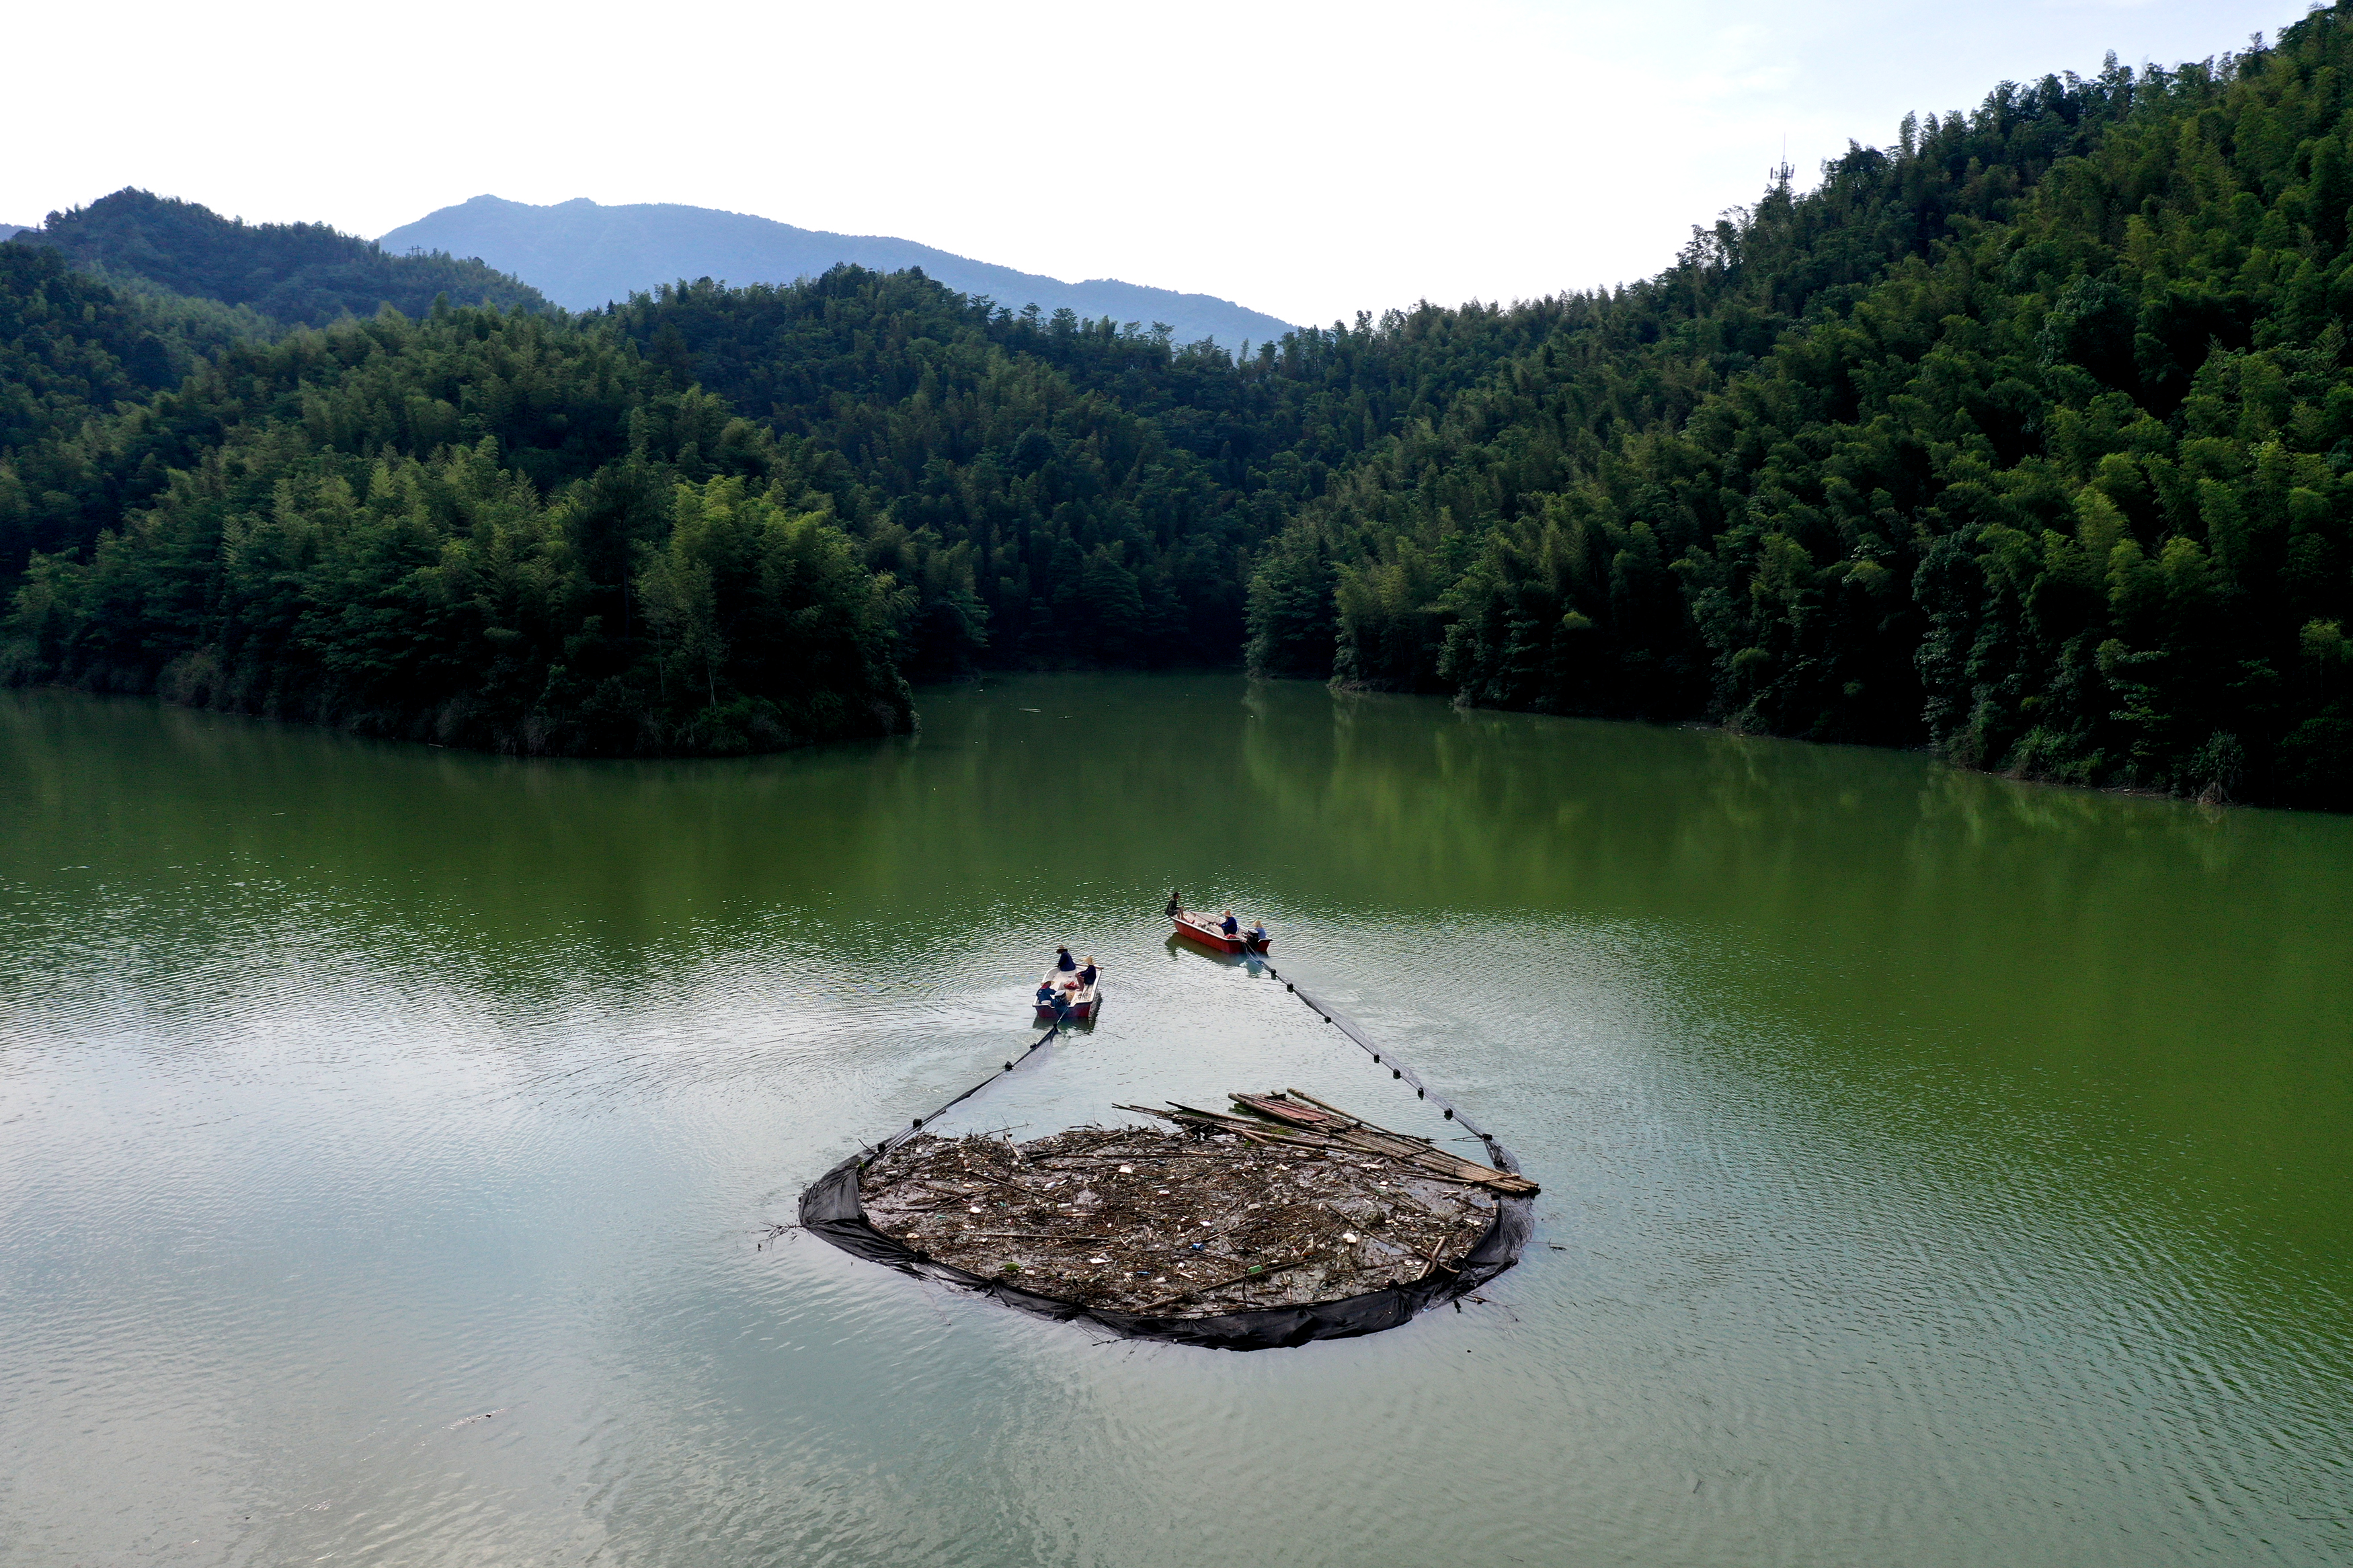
815, 1090, 1536, 1346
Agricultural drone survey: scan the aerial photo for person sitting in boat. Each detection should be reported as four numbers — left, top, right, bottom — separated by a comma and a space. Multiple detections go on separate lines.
1035, 981, 1059, 1007
1165, 889, 1183, 918
1246, 920, 1267, 946
1077, 956, 1098, 987
1220, 911, 1240, 936
1055, 946, 1077, 972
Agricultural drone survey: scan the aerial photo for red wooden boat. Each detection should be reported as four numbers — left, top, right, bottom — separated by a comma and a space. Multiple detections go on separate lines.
1034, 966, 1102, 1021
1170, 909, 1271, 956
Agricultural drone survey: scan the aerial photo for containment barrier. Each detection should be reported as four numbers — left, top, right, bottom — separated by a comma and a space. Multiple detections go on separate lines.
797, 945, 1534, 1349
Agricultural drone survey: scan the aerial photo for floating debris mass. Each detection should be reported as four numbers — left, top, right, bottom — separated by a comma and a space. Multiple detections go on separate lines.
856, 1090, 1535, 1317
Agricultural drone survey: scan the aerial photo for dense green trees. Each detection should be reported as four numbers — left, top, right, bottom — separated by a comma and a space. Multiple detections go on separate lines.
0, 243, 278, 587
601, 272, 1563, 673
0, 244, 185, 452
0, 302, 908, 752
1245, 17, 2353, 809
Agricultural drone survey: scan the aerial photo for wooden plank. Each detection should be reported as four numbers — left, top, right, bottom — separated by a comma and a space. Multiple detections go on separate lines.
1226, 1092, 1326, 1127
1282, 1087, 1427, 1139
1263, 1092, 1536, 1192
1129, 1098, 1539, 1194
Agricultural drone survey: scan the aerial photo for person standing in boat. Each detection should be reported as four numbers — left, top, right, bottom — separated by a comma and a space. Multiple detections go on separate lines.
1055, 946, 1077, 973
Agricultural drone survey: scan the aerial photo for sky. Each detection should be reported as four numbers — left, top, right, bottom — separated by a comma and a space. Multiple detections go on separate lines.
5, 0, 2309, 326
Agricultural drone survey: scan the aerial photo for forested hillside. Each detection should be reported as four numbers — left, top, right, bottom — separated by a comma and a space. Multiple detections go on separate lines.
3, 8, 2350, 804
16, 189, 545, 325
606, 272, 1560, 670
0, 251, 1544, 748
1249, 19, 2353, 809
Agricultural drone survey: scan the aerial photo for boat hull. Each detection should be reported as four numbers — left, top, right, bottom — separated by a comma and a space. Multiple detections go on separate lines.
1035, 966, 1101, 1021
1170, 915, 1270, 956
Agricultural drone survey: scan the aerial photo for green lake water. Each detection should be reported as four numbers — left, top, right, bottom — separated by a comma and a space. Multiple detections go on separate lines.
1, 675, 2347, 1566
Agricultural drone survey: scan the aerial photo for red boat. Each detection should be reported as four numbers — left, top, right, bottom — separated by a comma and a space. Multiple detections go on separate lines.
1170, 909, 1271, 956
1034, 966, 1102, 1022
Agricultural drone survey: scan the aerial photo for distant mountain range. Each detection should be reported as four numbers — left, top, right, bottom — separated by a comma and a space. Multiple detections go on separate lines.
0, 225, 26, 243
378, 196, 1298, 349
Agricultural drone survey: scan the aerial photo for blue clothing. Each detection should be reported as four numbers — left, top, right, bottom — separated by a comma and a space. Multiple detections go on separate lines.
1036, 985, 1057, 1005
1055, 951, 1077, 972
1078, 964, 1098, 986
1220, 916, 1239, 936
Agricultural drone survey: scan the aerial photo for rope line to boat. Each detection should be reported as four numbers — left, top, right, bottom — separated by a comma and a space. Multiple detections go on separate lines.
1252, 956, 1521, 1175
853, 943, 1517, 1180
863, 1020, 1063, 1167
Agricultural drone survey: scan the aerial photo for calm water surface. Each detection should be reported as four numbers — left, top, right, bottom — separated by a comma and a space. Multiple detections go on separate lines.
1, 676, 2348, 1567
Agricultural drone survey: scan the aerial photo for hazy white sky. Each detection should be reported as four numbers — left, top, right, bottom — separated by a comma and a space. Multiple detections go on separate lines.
7, 0, 2305, 325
